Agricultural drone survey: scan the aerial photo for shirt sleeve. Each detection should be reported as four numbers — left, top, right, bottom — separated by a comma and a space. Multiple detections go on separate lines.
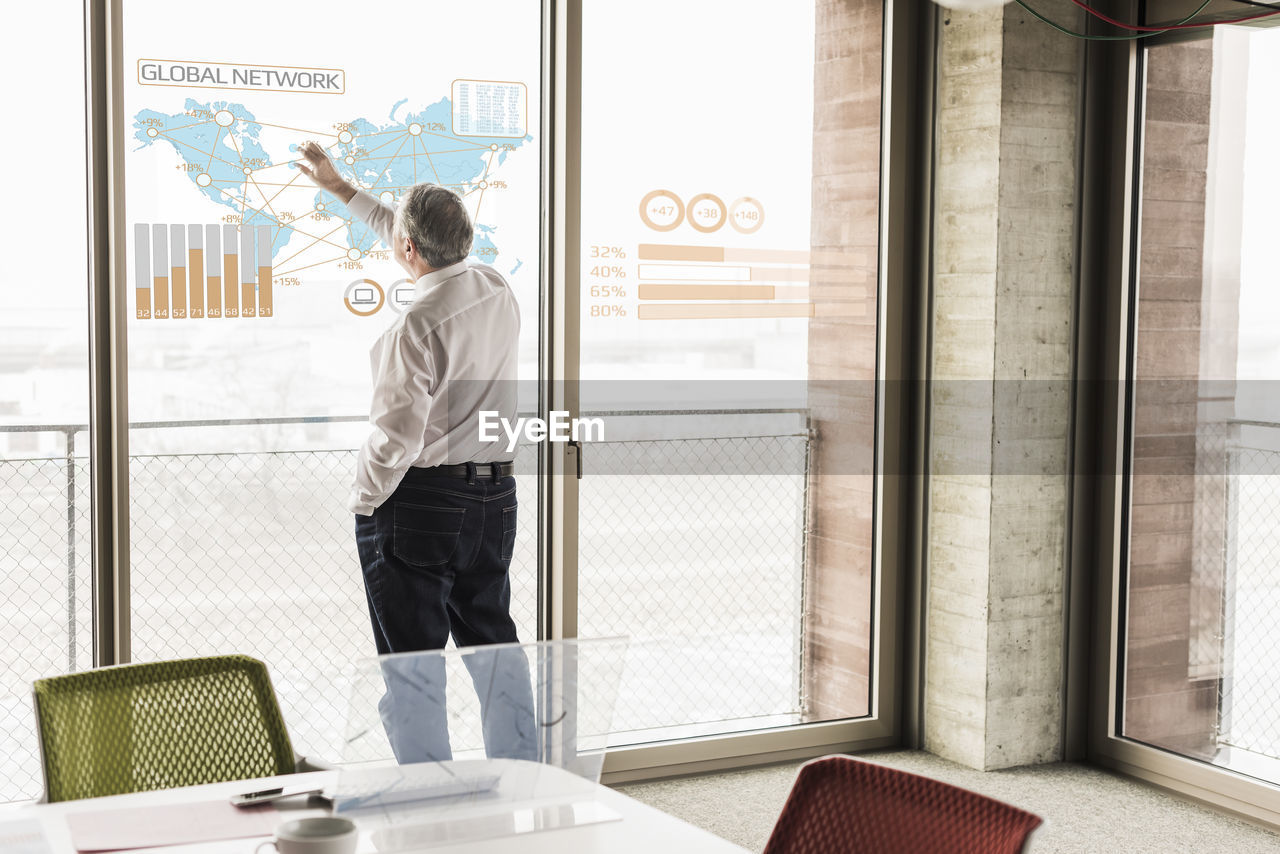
346, 189, 397, 249
347, 328, 436, 515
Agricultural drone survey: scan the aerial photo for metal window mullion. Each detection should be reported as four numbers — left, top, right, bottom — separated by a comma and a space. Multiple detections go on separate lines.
86, 0, 131, 667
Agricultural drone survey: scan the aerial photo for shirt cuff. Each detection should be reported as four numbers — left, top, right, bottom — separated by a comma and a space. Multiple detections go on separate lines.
346, 189, 381, 221
347, 489, 379, 516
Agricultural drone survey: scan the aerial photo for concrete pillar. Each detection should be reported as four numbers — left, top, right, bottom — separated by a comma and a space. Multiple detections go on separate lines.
924, 5, 1081, 770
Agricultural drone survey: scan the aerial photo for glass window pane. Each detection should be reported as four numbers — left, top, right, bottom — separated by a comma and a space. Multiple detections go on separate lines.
1125, 26, 1280, 785
119, 0, 542, 760
0, 0, 91, 803
578, 2, 881, 744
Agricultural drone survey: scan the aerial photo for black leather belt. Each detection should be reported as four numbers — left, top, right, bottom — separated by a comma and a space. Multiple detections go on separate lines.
410, 461, 515, 481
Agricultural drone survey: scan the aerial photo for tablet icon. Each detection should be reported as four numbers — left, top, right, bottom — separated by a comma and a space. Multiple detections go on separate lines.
343, 278, 385, 316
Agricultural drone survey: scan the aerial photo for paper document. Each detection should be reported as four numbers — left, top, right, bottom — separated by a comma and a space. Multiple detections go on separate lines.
0, 820, 53, 854
66, 800, 279, 852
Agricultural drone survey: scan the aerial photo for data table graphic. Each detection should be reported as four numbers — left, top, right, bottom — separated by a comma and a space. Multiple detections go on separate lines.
131, 90, 530, 318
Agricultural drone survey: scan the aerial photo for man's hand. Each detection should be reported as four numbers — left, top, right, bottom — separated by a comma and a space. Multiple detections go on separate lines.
297, 141, 356, 204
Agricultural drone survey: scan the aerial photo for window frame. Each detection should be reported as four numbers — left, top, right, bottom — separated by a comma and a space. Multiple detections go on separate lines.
1076, 29, 1280, 826
83, 0, 929, 782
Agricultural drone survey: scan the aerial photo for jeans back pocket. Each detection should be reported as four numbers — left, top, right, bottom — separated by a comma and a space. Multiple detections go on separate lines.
392, 502, 465, 568
500, 505, 518, 562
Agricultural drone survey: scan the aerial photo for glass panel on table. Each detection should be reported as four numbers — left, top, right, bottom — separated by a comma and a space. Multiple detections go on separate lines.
577, 2, 882, 744
1123, 26, 1280, 785
0, 0, 93, 803
118, 0, 543, 763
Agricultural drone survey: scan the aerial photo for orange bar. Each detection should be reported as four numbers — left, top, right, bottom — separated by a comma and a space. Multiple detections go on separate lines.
207, 276, 222, 317
153, 276, 169, 318
637, 303, 865, 320
638, 284, 776, 300
188, 249, 204, 318
637, 243, 724, 262
136, 289, 151, 320
223, 253, 239, 317
638, 243, 867, 267
258, 266, 273, 317
170, 266, 187, 318
241, 280, 257, 317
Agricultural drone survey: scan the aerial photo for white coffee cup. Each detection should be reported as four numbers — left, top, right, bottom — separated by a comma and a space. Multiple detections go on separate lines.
256, 817, 359, 854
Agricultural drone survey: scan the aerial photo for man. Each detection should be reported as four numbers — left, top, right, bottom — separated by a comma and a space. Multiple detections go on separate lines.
298, 141, 534, 763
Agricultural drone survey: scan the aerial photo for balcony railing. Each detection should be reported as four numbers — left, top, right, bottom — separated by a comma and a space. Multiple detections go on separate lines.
0, 410, 810, 803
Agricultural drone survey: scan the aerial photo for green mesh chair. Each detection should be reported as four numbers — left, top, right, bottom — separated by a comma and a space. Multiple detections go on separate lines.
32, 655, 302, 802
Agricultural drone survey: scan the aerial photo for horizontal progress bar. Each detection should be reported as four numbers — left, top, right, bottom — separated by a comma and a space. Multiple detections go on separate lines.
638, 243, 866, 267
636, 263, 865, 284
637, 303, 866, 320
637, 284, 868, 301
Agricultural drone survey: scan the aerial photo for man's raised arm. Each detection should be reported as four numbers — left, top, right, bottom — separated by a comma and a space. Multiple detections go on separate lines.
297, 140, 395, 247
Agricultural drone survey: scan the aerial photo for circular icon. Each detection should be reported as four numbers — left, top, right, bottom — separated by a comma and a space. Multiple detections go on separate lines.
343, 278, 385, 316
387, 278, 417, 314
687, 193, 726, 233
729, 197, 765, 234
213, 109, 235, 127
408, 122, 423, 136
639, 189, 684, 232
145, 127, 159, 138
338, 129, 354, 144
195, 173, 212, 187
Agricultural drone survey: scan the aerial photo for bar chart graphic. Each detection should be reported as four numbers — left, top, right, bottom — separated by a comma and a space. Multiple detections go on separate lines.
621, 242, 869, 321
134, 224, 274, 319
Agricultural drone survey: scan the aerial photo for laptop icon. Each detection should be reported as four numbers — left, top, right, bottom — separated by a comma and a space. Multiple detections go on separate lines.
352, 287, 375, 305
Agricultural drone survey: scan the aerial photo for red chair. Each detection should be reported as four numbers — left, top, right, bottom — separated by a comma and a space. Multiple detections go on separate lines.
763, 756, 1043, 854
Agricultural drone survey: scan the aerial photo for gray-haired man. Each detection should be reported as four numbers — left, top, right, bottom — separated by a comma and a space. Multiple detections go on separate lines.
298, 141, 534, 763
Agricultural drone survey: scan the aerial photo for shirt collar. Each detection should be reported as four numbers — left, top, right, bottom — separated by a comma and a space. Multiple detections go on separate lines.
414, 259, 470, 297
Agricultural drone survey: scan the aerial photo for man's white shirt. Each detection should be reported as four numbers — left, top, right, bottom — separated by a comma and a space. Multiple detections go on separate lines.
345, 189, 519, 516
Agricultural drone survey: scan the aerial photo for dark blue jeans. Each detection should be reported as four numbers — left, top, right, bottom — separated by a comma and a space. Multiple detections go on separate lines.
354, 466, 535, 763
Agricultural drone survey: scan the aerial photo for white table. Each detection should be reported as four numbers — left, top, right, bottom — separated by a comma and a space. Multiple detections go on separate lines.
16, 766, 749, 854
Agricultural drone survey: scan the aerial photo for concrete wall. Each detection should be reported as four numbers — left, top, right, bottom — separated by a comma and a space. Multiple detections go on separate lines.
925, 5, 1080, 770
1124, 36, 1235, 759
803, 0, 883, 721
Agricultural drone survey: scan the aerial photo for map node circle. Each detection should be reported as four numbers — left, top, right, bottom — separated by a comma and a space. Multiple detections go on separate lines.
145, 127, 159, 138
379, 191, 395, 203
242, 166, 252, 175
213, 109, 234, 127
316, 202, 326, 211
344, 155, 356, 165
408, 123, 423, 136
347, 248, 363, 262
490, 143, 499, 151
479, 181, 488, 190
195, 173, 212, 187
338, 130, 354, 144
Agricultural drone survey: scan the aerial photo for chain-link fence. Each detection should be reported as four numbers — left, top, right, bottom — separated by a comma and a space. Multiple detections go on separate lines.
0, 413, 809, 802
1221, 436, 1280, 761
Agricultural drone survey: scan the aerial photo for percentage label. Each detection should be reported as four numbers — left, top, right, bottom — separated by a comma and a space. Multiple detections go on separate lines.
368, 249, 390, 261
488, 180, 508, 189
339, 260, 364, 270
589, 285, 627, 298
474, 246, 499, 258
274, 276, 301, 287
590, 245, 627, 259
589, 305, 627, 318
590, 265, 627, 279
427, 122, 446, 131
